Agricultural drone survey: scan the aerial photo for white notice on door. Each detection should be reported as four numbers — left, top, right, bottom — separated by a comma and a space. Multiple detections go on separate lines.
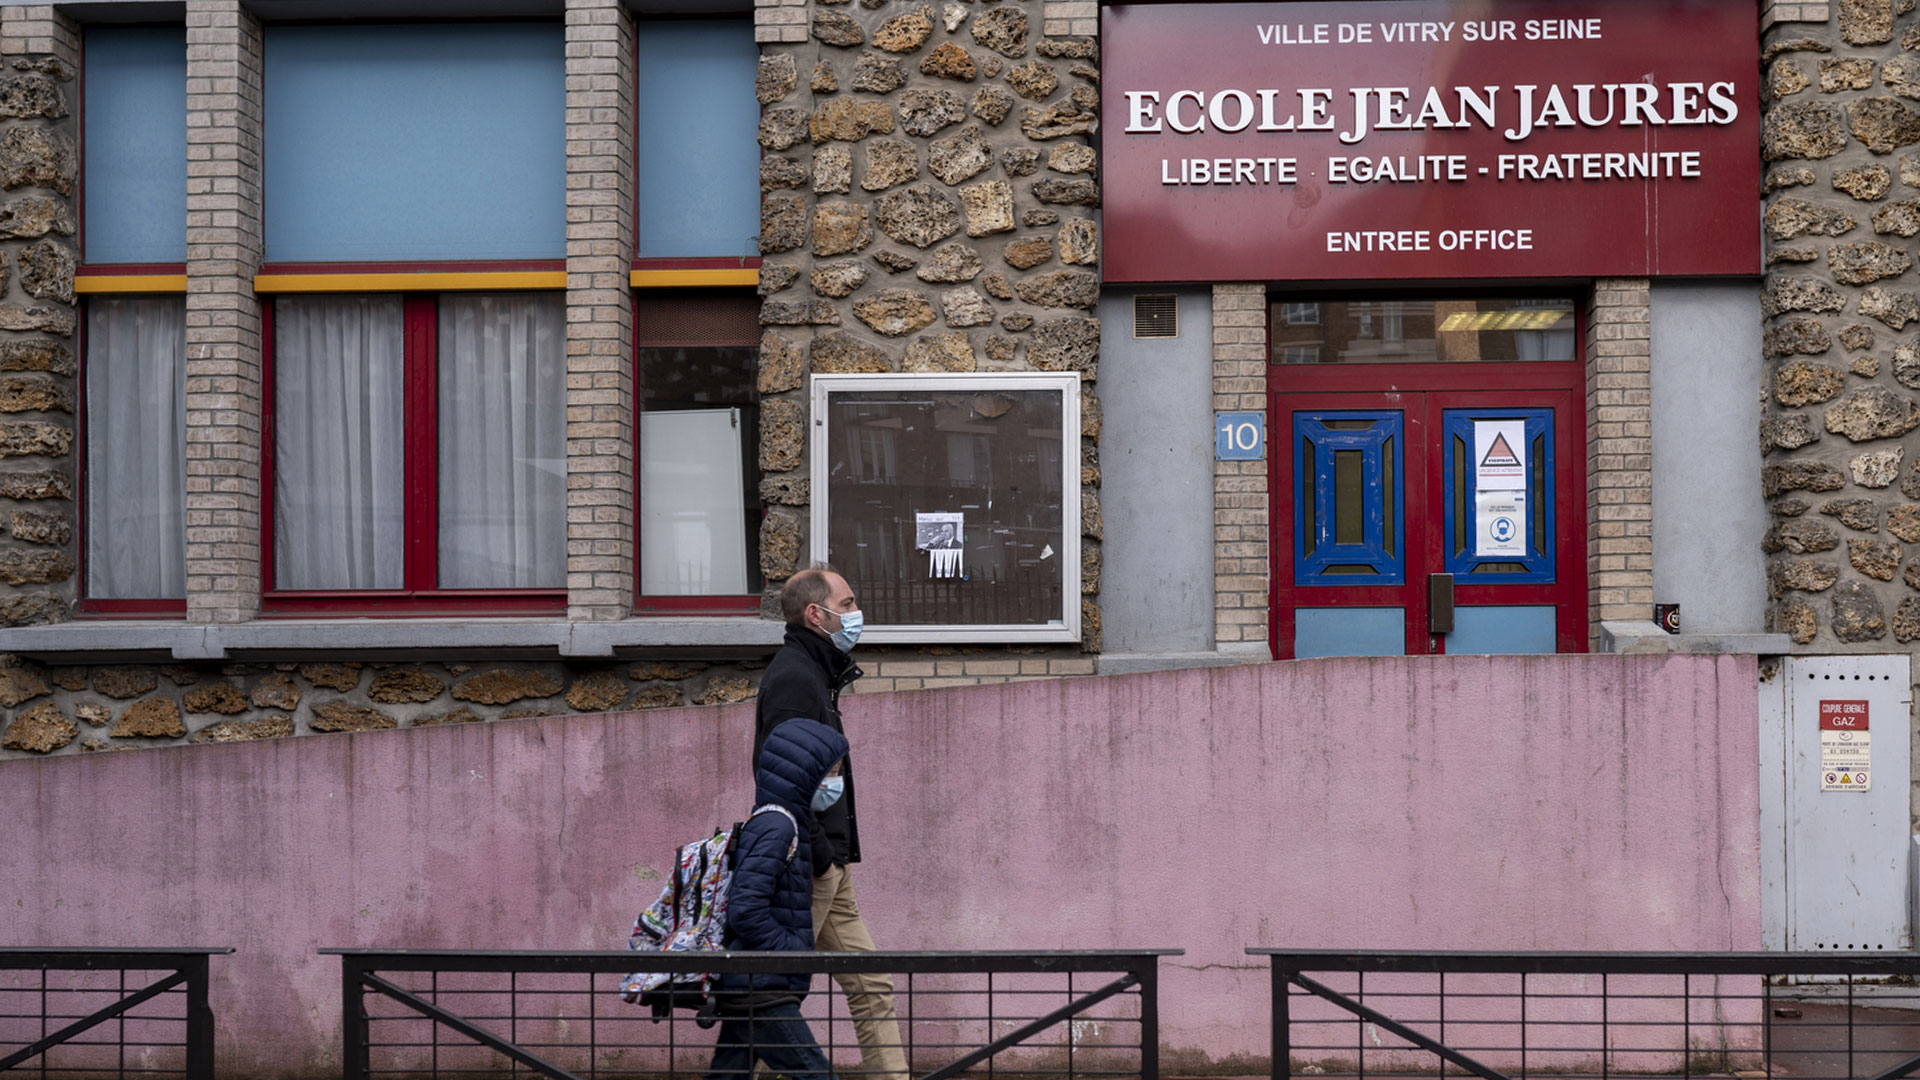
1475, 490, 1527, 558
1819, 699, 1871, 792
1474, 420, 1527, 490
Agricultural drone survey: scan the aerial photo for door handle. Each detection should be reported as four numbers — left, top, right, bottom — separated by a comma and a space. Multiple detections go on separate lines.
1428, 573, 1454, 635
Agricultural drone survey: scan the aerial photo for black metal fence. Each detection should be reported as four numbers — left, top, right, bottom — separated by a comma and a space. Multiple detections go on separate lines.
0, 947, 228, 1079
1256, 949, 1920, 1080
327, 949, 1174, 1080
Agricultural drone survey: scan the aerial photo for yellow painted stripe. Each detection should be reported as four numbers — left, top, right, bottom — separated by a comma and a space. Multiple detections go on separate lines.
75, 275, 188, 294
630, 268, 760, 288
253, 271, 568, 293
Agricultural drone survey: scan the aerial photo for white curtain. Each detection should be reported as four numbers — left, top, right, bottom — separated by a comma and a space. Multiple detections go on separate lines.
273, 295, 405, 590
436, 293, 565, 589
86, 297, 186, 599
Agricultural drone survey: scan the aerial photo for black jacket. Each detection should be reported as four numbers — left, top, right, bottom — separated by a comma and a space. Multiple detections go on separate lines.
719, 717, 849, 1001
754, 626, 862, 873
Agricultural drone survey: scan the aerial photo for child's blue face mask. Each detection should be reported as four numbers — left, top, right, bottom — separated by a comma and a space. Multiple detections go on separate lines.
812, 775, 845, 812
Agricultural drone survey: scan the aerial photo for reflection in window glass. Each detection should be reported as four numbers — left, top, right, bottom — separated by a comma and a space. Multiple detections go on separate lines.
637, 291, 762, 597
1270, 298, 1576, 364
824, 388, 1065, 627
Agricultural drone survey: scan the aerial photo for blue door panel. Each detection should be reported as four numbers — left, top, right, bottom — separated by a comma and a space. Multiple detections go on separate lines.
1447, 605, 1558, 654
1295, 607, 1406, 658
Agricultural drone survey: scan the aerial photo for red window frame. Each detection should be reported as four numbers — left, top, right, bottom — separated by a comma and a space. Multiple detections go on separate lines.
259, 291, 567, 617
73, 287, 190, 618
632, 290, 764, 615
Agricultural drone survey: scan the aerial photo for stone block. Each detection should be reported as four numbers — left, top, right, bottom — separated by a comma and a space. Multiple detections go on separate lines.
1766, 197, 1856, 239
1764, 102, 1849, 160
1861, 285, 1920, 328
921, 42, 976, 80
0, 420, 69, 457
1826, 385, 1920, 439
972, 84, 1014, 126
760, 398, 805, 471
861, 139, 920, 191
971, 6, 1030, 56
940, 287, 995, 326
853, 287, 937, 335
875, 4, 934, 52
811, 330, 894, 372
904, 331, 977, 371
915, 242, 983, 282
1852, 445, 1906, 486
310, 701, 396, 733
960, 179, 1014, 236
299, 663, 362, 692
1848, 97, 1920, 152
928, 125, 991, 185
899, 88, 966, 137
0, 127, 73, 194
3, 700, 71, 752
875, 183, 962, 247
1832, 579, 1889, 641
450, 669, 562, 705
369, 669, 446, 703
812, 201, 873, 256
111, 697, 182, 738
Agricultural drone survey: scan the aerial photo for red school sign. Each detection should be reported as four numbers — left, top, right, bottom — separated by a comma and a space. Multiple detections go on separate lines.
1098, 0, 1762, 283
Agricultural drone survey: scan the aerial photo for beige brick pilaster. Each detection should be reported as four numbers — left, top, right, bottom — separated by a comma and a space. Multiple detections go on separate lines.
1212, 284, 1268, 649
1586, 278, 1653, 646
183, 0, 265, 624
0, 7, 78, 63
564, 0, 637, 620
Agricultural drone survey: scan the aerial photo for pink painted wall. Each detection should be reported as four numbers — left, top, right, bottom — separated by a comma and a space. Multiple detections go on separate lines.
0, 653, 1761, 1077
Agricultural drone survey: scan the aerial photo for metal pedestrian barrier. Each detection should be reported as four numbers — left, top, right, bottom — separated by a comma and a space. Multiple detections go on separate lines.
1255, 949, 1920, 1080
325, 948, 1176, 1080
0, 947, 229, 1078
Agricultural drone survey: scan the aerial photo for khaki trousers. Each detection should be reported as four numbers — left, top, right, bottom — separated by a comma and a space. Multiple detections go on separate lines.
812, 863, 909, 1080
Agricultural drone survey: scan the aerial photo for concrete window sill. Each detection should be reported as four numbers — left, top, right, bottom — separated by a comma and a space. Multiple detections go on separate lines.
0, 616, 786, 663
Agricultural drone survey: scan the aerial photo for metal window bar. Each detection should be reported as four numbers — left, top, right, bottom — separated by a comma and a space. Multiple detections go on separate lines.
0, 947, 229, 1080
325, 949, 1177, 1080
1255, 950, 1920, 1080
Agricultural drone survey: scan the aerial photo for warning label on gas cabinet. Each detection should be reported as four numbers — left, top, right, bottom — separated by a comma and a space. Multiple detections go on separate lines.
1819, 699, 1871, 792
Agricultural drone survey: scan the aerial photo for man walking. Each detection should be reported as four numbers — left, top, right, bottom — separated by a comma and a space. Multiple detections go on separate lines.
754, 564, 908, 1080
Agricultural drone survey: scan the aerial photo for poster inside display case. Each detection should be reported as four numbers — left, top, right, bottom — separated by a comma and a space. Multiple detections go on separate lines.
809, 373, 1082, 643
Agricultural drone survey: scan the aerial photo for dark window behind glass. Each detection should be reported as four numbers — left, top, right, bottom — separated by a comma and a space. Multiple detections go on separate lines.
823, 387, 1064, 626
1269, 298, 1576, 365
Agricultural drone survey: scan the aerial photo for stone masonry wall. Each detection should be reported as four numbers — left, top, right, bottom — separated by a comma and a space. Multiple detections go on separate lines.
751, 0, 1103, 654
0, 8, 77, 630
0, 658, 765, 754
1759, 0, 1920, 652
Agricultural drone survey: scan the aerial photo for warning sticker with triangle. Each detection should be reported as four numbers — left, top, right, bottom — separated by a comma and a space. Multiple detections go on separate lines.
1473, 420, 1528, 489
1480, 432, 1520, 470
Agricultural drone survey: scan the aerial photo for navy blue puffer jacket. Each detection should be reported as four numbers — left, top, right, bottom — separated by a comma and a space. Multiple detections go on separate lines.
718, 717, 849, 999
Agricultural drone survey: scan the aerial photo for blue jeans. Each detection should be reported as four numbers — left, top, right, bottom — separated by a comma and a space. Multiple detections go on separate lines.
702, 1002, 839, 1080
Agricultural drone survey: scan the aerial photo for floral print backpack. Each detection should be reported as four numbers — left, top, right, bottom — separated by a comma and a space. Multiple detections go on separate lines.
620, 804, 798, 1018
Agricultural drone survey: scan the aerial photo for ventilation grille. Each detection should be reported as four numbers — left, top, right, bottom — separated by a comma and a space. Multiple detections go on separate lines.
637, 290, 761, 347
1133, 294, 1178, 338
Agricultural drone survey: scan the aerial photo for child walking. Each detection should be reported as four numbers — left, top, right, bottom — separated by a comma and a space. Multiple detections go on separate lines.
705, 717, 852, 1080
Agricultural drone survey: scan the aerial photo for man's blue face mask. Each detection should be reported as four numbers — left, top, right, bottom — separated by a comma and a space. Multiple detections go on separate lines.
817, 603, 863, 653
